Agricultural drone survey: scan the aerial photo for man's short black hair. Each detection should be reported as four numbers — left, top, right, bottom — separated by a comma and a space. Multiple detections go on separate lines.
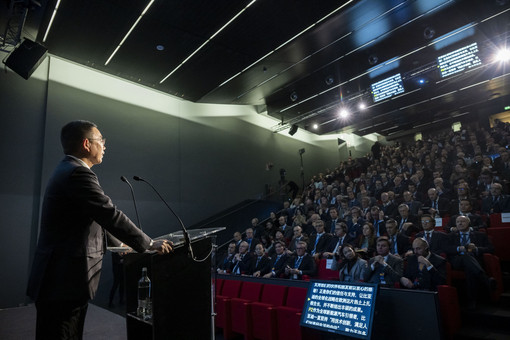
61, 120, 97, 155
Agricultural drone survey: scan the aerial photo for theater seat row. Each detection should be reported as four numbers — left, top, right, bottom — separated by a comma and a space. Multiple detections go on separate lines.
215, 279, 313, 340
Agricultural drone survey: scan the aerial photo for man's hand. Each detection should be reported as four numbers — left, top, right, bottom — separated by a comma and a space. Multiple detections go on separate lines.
400, 277, 413, 288
149, 239, 173, 254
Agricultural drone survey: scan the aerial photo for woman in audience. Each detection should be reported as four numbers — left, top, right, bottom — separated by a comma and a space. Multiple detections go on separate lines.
355, 222, 376, 259
331, 243, 367, 282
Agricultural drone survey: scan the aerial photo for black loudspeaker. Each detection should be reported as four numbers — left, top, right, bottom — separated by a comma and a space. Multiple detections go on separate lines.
4, 39, 48, 80
337, 138, 346, 145
289, 124, 298, 136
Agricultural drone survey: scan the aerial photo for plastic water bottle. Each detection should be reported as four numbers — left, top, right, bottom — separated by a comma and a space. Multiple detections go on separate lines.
137, 267, 152, 319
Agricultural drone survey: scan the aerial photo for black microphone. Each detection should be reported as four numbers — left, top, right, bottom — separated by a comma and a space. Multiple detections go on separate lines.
121, 176, 143, 231
133, 175, 193, 258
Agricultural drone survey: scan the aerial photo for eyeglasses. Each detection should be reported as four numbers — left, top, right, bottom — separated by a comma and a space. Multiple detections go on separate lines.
421, 220, 432, 223
88, 137, 106, 145
296, 247, 306, 250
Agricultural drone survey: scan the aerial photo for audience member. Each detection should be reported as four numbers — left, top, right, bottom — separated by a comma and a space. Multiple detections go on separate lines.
363, 237, 403, 287
307, 220, 333, 259
385, 218, 411, 257
400, 238, 446, 291
284, 241, 316, 279
263, 241, 290, 278
249, 243, 271, 277
331, 243, 368, 282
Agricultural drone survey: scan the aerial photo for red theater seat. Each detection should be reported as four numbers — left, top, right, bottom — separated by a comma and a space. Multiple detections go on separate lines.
215, 278, 225, 296
275, 286, 308, 340
437, 285, 461, 337
250, 284, 288, 340
489, 213, 510, 228
317, 258, 340, 281
215, 279, 242, 339
487, 227, 510, 261
229, 281, 264, 339
483, 253, 504, 302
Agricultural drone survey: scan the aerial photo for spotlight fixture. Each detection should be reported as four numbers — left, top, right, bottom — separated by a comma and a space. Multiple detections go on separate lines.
312, 123, 319, 130
339, 109, 349, 118
358, 102, 366, 110
289, 124, 298, 135
325, 75, 334, 86
495, 48, 510, 62
423, 26, 435, 40
290, 91, 298, 102
368, 54, 378, 65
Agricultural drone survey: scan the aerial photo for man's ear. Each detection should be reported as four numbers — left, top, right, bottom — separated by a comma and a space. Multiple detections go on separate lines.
82, 138, 91, 152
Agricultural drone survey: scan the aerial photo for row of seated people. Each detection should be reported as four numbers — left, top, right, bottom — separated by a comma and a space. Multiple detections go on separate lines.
219, 213, 497, 310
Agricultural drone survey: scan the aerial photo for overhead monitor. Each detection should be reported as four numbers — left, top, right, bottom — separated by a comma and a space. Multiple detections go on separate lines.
370, 73, 404, 102
438, 42, 482, 78
300, 280, 378, 339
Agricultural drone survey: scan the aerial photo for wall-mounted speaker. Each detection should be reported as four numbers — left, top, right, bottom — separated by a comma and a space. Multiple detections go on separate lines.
289, 124, 298, 136
3, 39, 48, 80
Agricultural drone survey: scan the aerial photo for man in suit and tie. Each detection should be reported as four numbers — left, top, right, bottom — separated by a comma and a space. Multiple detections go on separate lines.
379, 192, 397, 218
307, 220, 333, 260
322, 222, 350, 259
328, 207, 340, 234
278, 215, 294, 243
395, 203, 421, 236
481, 183, 510, 215
362, 236, 403, 287
400, 238, 446, 291
446, 199, 486, 232
249, 243, 271, 277
288, 225, 309, 253
244, 227, 260, 254
263, 241, 290, 278
402, 191, 423, 216
415, 214, 448, 255
231, 241, 252, 275
445, 215, 496, 309
26, 120, 172, 339
425, 188, 451, 218
217, 242, 236, 274
284, 241, 316, 279
385, 219, 410, 257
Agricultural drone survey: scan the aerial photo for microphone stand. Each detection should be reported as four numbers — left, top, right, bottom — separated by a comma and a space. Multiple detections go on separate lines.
120, 176, 143, 231
133, 176, 194, 259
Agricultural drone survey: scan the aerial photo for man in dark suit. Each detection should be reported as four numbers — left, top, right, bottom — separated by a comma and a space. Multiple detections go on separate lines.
395, 204, 421, 236
263, 241, 289, 278
26, 120, 172, 339
244, 227, 260, 254
217, 242, 236, 274
400, 238, 446, 291
445, 215, 496, 309
322, 222, 351, 259
446, 199, 486, 232
379, 192, 397, 218
230, 241, 252, 275
481, 183, 510, 215
415, 214, 448, 255
385, 219, 410, 257
402, 191, 423, 216
288, 225, 309, 253
307, 220, 333, 259
249, 243, 271, 277
424, 188, 451, 218
362, 237, 403, 287
284, 241, 317, 279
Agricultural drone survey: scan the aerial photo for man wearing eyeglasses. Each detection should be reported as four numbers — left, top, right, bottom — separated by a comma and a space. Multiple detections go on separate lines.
27, 120, 173, 339
284, 241, 316, 280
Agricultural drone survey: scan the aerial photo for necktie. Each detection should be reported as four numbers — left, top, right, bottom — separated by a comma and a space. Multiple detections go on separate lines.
256, 256, 261, 268
295, 256, 302, 268
425, 232, 431, 244
312, 234, 321, 255
460, 233, 468, 246
391, 236, 397, 254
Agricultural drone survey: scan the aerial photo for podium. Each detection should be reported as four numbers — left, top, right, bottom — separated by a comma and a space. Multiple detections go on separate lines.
122, 227, 225, 339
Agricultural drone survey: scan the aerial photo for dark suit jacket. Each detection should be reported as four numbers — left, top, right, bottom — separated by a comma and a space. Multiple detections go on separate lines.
288, 235, 309, 252
445, 231, 495, 261
423, 197, 450, 217
285, 253, 316, 278
307, 232, 333, 255
248, 255, 271, 276
395, 214, 422, 236
27, 156, 151, 302
404, 253, 446, 291
481, 195, 510, 214
230, 252, 253, 275
363, 254, 403, 287
446, 213, 486, 232
269, 253, 290, 278
380, 202, 398, 218
415, 230, 448, 255
388, 233, 411, 257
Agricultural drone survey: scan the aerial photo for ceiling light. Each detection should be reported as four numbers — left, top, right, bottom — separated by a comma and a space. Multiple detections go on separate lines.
156, 45, 165, 51
42, 0, 62, 42
312, 123, 319, 129
105, 0, 155, 66
339, 109, 349, 118
290, 91, 298, 102
495, 48, 510, 62
358, 102, 366, 110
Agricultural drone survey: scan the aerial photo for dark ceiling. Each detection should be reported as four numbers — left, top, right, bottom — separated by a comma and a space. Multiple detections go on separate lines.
3, 0, 510, 138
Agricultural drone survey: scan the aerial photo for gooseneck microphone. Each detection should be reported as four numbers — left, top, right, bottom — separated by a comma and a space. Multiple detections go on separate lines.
133, 175, 194, 258
120, 176, 143, 231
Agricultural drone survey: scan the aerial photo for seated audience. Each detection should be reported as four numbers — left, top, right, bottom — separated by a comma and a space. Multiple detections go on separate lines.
362, 236, 403, 287
331, 243, 368, 282
284, 241, 316, 279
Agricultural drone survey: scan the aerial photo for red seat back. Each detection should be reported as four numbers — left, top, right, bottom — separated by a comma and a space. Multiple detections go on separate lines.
285, 286, 308, 309
317, 258, 339, 280
239, 281, 264, 301
490, 213, 510, 228
220, 279, 242, 298
260, 284, 288, 306
215, 278, 225, 296
487, 227, 510, 261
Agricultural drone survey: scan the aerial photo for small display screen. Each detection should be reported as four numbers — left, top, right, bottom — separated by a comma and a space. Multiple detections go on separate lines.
438, 42, 482, 77
370, 73, 405, 102
300, 280, 378, 339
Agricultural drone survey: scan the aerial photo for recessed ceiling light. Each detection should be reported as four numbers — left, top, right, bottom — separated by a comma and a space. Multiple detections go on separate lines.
156, 45, 165, 51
